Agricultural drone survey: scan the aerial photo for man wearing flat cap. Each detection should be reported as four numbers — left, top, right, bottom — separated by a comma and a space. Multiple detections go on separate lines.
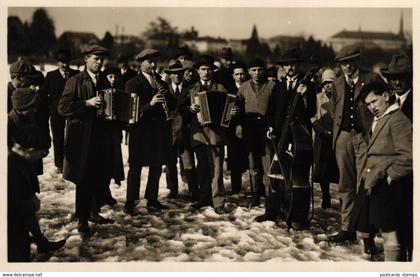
234, 58, 280, 215
183, 54, 228, 214
124, 49, 176, 214
214, 47, 236, 91
40, 49, 79, 174
117, 54, 137, 89
58, 44, 118, 233
382, 53, 413, 122
329, 44, 385, 243
163, 60, 198, 200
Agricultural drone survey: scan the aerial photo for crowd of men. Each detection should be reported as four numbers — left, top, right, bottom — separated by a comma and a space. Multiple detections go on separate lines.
7, 43, 413, 262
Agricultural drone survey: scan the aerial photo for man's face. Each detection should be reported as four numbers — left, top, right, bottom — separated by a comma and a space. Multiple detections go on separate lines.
339, 58, 359, 77
322, 81, 333, 97
388, 75, 412, 96
197, 65, 213, 81
248, 66, 265, 83
365, 91, 390, 117
220, 58, 233, 69
184, 69, 196, 83
85, 54, 104, 73
170, 71, 184, 85
58, 61, 70, 72
232, 68, 246, 85
283, 62, 298, 77
118, 62, 128, 70
106, 74, 117, 87
140, 59, 157, 75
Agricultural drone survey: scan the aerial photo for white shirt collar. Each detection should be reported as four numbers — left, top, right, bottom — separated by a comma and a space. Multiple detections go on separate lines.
86, 69, 98, 85
345, 69, 360, 84
200, 80, 211, 87
172, 82, 182, 92
142, 71, 153, 85
286, 74, 298, 82
235, 82, 241, 89
374, 103, 400, 121
397, 89, 411, 106
59, 68, 68, 78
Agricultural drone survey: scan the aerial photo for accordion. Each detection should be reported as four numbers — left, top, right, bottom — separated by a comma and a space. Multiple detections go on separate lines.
97, 88, 140, 124
193, 91, 236, 127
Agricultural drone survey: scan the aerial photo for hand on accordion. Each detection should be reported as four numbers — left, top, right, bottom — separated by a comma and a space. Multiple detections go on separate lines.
190, 103, 200, 113
150, 94, 165, 106
230, 106, 240, 117
85, 96, 103, 108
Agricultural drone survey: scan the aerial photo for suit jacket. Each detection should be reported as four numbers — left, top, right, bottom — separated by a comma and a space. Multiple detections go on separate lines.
125, 72, 176, 166
268, 74, 316, 139
41, 68, 80, 115
121, 67, 138, 89
352, 109, 412, 192
186, 81, 228, 147
58, 70, 120, 184
330, 70, 384, 150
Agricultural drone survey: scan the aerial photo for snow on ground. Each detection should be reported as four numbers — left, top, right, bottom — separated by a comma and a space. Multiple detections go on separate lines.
29, 139, 387, 263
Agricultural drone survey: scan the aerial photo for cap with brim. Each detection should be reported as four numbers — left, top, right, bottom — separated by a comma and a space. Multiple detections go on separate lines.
232, 61, 247, 71
381, 54, 412, 77
277, 49, 303, 64
10, 60, 39, 79
12, 88, 40, 111
193, 55, 216, 69
136, 49, 160, 62
248, 58, 266, 69
164, 59, 186, 74
219, 47, 234, 59
335, 45, 360, 62
321, 69, 336, 85
183, 60, 195, 69
103, 66, 121, 77
82, 44, 110, 56
174, 47, 193, 60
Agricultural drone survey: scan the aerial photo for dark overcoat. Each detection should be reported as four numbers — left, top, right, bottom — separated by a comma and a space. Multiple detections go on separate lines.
125, 72, 176, 167
58, 70, 124, 185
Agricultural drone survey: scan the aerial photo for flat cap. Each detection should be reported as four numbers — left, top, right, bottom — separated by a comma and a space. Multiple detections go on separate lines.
9, 59, 39, 79
382, 54, 412, 76
321, 68, 336, 85
335, 44, 360, 62
277, 48, 303, 65
136, 49, 160, 61
81, 44, 110, 56
232, 61, 247, 71
219, 47, 234, 59
248, 58, 266, 69
103, 66, 121, 77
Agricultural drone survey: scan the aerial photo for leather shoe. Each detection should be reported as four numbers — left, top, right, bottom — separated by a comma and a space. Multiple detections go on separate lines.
124, 200, 135, 214
37, 239, 66, 253
248, 196, 260, 208
191, 202, 212, 210
328, 230, 357, 243
77, 220, 90, 233
147, 201, 169, 211
167, 191, 179, 199
89, 213, 114, 224
214, 206, 227, 214
255, 213, 277, 222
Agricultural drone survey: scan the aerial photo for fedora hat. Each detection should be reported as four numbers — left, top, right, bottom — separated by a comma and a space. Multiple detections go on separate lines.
335, 44, 360, 62
193, 55, 216, 69
382, 54, 412, 76
277, 48, 303, 64
164, 59, 186, 74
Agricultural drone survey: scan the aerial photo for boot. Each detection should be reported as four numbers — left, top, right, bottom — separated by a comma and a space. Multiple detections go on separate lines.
255, 195, 278, 222
363, 237, 378, 255
37, 238, 66, 253
320, 182, 331, 209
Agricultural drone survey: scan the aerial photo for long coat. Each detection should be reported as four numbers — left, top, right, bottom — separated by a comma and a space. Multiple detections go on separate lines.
125, 72, 176, 167
351, 108, 412, 230
400, 90, 413, 122
330, 70, 384, 150
58, 70, 124, 185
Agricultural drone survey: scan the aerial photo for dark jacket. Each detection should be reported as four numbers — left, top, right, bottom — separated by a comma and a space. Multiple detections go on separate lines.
58, 70, 123, 184
330, 70, 384, 150
41, 68, 80, 115
400, 90, 413, 122
125, 72, 176, 166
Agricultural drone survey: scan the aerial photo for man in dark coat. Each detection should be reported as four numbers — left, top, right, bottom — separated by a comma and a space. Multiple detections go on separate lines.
164, 59, 198, 200
124, 49, 176, 214
186, 55, 228, 214
329, 45, 386, 243
58, 44, 118, 233
117, 53, 138, 89
263, 49, 316, 229
381, 53, 412, 122
350, 82, 412, 261
40, 49, 79, 173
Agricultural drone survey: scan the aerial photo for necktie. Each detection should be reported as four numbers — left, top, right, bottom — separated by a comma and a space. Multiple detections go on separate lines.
150, 74, 157, 91
287, 79, 293, 94
95, 74, 99, 87
202, 82, 208, 91
397, 97, 401, 107
347, 77, 355, 88
175, 85, 180, 96
63, 72, 68, 80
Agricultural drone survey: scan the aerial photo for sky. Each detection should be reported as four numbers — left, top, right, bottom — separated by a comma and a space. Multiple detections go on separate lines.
7, 6, 412, 42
